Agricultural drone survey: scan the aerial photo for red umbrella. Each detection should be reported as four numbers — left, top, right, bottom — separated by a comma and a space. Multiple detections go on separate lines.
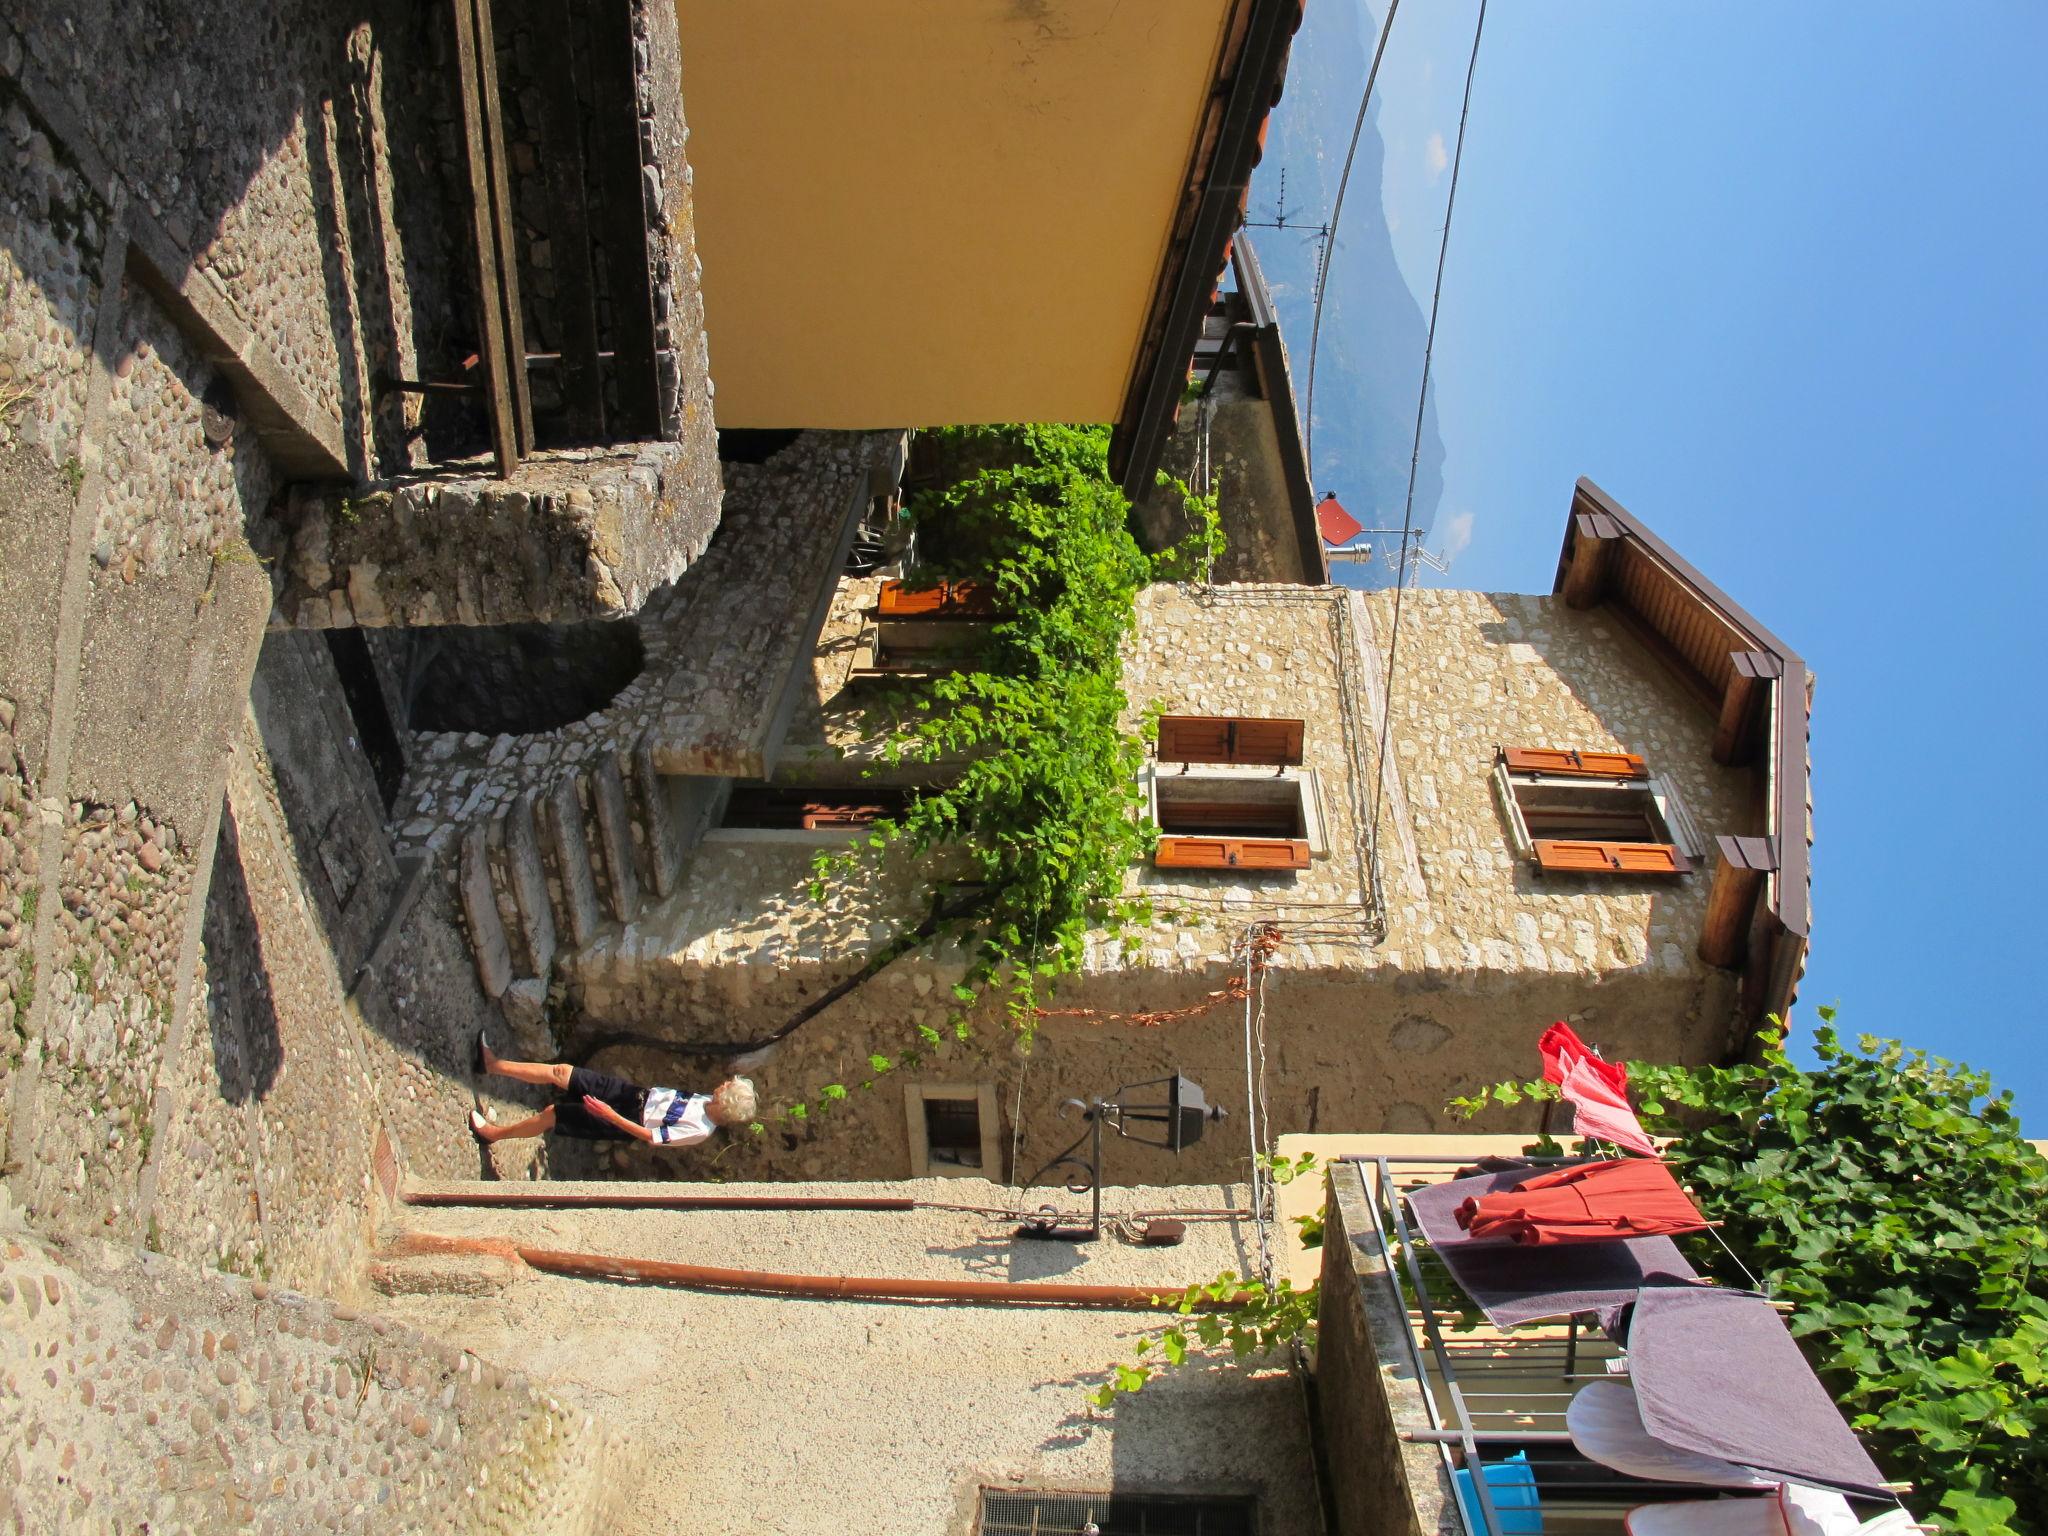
1456, 1158, 1710, 1246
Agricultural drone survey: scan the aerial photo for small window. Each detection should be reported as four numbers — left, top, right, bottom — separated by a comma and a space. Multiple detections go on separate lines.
1494, 746, 1701, 875
851, 578, 1004, 681
720, 783, 909, 832
1144, 761, 1324, 873
905, 1083, 1000, 1178
978, 1489, 1257, 1536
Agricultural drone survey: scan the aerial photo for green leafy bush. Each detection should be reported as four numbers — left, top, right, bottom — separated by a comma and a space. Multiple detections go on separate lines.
815, 423, 1219, 1038
1455, 1010, 2047, 1534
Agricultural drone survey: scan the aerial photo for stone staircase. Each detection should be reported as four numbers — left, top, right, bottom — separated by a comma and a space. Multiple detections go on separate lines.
456, 743, 725, 1040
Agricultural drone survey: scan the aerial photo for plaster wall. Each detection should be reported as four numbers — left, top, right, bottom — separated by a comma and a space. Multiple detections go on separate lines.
376, 1175, 1321, 1536
671, 0, 1235, 428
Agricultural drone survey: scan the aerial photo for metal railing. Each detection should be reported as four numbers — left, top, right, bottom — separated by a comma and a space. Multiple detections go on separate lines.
1350, 1154, 1725, 1535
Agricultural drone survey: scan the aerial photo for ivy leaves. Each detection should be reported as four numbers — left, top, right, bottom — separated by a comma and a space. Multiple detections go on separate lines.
819, 423, 1220, 1037
1450, 1010, 2048, 1534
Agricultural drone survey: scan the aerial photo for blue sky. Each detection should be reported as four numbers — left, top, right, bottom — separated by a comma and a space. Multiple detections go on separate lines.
1255, 2, 2048, 1121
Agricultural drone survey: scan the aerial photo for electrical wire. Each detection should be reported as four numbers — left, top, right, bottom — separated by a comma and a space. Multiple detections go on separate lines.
1303, 0, 1405, 481
1367, 0, 1490, 865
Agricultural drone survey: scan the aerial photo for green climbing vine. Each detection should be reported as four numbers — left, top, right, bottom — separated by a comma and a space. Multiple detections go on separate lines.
810, 423, 1220, 1058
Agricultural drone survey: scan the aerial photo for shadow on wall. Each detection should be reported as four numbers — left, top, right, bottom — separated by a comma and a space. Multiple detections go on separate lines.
7, 0, 485, 482
200, 802, 283, 1104
404, 619, 647, 735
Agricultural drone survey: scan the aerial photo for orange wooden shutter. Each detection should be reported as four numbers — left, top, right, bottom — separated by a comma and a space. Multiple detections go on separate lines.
1157, 716, 1306, 766
802, 805, 885, 830
876, 579, 1000, 620
1533, 840, 1686, 875
1155, 837, 1310, 871
1158, 716, 1236, 763
1503, 747, 1648, 780
1230, 717, 1307, 766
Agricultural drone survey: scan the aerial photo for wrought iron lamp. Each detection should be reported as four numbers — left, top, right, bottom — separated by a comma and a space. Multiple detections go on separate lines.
1019, 1073, 1227, 1241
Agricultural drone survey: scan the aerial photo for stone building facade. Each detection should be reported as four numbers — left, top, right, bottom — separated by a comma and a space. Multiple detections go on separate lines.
515, 480, 1806, 1190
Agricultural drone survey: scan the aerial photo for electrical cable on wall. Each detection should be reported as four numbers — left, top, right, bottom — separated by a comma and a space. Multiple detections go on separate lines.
1366, 0, 1490, 868
1302, 0, 1404, 480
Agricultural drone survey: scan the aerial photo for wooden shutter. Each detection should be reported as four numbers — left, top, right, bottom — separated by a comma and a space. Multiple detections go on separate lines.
801, 804, 885, 830
1533, 839, 1688, 875
1156, 837, 1310, 871
876, 578, 1000, 620
1503, 747, 1648, 780
1158, 716, 1306, 767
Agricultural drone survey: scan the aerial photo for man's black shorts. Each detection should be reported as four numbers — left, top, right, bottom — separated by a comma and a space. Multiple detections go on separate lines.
551, 1066, 647, 1141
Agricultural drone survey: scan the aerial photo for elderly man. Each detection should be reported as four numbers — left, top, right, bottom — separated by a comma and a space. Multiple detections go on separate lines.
469, 1034, 756, 1148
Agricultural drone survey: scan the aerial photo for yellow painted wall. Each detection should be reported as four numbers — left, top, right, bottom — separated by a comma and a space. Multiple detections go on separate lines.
672, 0, 1236, 428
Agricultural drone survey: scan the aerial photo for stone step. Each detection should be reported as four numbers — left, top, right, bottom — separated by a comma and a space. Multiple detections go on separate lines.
587, 751, 641, 925
537, 775, 604, 950
501, 791, 559, 980
629, 740, 684, 900
458, 823, 514, 999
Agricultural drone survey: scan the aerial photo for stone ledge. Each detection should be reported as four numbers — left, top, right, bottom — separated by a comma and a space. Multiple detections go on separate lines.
267, 437, 723, 630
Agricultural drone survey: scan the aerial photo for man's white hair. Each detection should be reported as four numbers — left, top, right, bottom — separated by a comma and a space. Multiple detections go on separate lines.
709, 1076, 757, 1126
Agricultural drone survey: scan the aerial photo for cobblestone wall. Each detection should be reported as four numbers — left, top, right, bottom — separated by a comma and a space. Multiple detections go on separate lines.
0, 708, 36, 1131
10, 801, 190, 1238
0, 1200, 626, 1535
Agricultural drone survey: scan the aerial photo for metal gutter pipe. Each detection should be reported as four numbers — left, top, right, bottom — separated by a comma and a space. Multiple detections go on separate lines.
381, 1232, 1250, 1312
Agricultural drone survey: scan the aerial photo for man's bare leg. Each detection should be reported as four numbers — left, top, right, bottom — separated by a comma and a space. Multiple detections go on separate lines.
473, 1105, 556, 1143
479, 1038, 572, 1092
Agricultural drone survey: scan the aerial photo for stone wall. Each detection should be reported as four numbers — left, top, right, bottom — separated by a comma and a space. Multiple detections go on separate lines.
0, 1193, 625, 1535
1318, 1162, 1458, 1536
267, 436, 722, 632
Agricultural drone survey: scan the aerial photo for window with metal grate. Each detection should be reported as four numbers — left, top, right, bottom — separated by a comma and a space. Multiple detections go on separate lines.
977, 1489, 1258, 1536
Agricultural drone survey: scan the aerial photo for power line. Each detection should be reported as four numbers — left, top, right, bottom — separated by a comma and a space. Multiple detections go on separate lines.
1302, 0, 1404, 482
1368, 0, 1491, 866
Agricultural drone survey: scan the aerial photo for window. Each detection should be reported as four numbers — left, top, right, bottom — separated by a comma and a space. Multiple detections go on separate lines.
905, 1083, 1000, 1177
850, 578, 1004, 680
1493, 746, 1702, 875
719, 783, 908, 831
978, 1490, 1258, 1536
1148, 715, 1320, 872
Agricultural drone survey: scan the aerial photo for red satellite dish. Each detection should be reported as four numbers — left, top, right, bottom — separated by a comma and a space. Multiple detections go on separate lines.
1316, 493, 1363, 546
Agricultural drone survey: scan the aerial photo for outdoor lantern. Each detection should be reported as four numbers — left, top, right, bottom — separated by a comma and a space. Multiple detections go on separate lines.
1103, 1072, 1225, 1153
1018, 1072, 1228, 1241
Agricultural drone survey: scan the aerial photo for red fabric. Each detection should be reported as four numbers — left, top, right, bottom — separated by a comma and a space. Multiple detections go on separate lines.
1315, 494, 1364, 546
1563, 1057, 1660, 1157
1539, 1021, 1629, 1094
1454, 1159, 1709, 1247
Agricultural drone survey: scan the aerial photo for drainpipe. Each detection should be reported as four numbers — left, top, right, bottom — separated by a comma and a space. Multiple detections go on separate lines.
382, 1231, 1251, 1312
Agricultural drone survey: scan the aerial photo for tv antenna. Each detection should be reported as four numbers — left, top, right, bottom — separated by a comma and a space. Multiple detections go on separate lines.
1325, 527, 1452, 582
1243, 169, 1332, 281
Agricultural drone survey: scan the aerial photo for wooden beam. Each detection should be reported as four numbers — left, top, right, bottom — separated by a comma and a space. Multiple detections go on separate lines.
583, 0, 662, 439
1713, 650, 1782, 766
531, 0, 607, 442
449, 0, 521, 475
1700, 834, 1775, 969
470, 0, 534, 457
1561, 513, 1616, 608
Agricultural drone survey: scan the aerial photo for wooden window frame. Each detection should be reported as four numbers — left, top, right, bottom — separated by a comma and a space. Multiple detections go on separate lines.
1142, 762, 1326, 873
904, 1082, 1001, 1179
1493, 749, 1701, 877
